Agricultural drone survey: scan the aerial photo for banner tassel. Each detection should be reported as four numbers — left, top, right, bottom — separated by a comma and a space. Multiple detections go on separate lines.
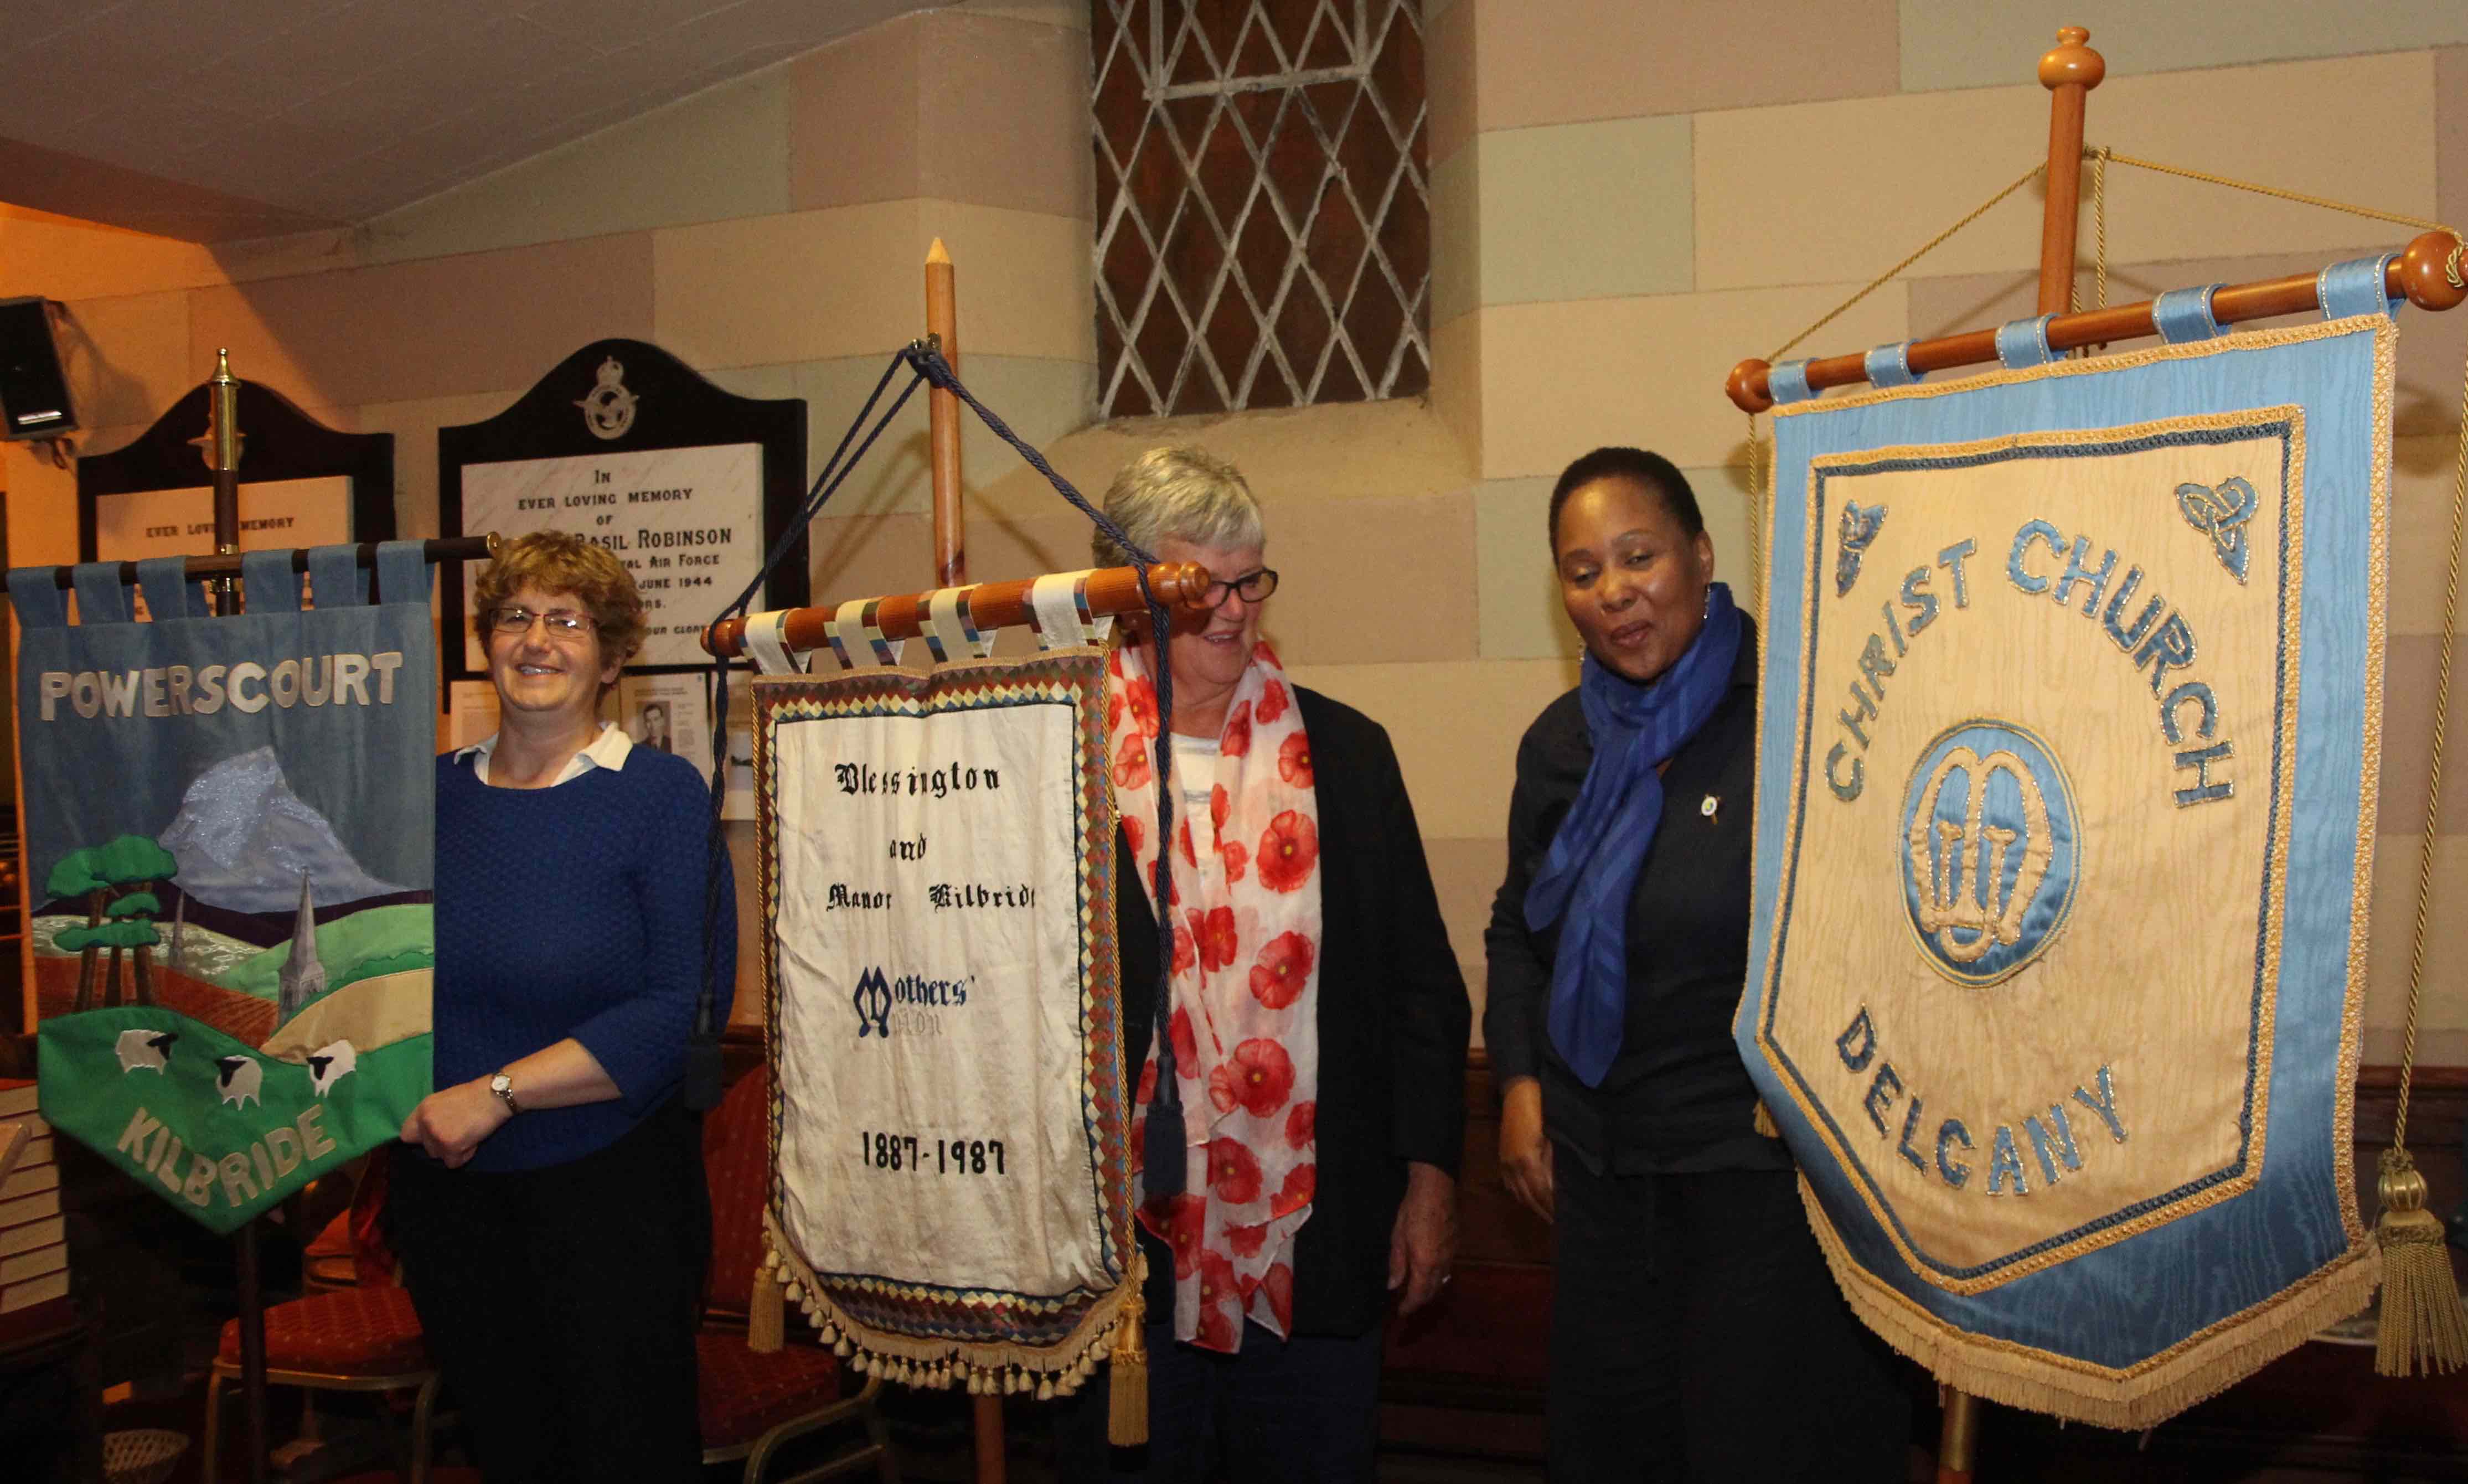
2374, 1147, 2468, 1376
1752, 1099, 1780, 1139
748, 1255, 786, 1354
1108, 1251, 1149, 1446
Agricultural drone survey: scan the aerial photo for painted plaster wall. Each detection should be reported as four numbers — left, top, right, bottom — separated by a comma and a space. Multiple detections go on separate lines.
2, 2, 2462, 1062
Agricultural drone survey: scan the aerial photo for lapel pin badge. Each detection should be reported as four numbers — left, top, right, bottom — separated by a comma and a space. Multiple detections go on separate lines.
1700, 794, 1720, 823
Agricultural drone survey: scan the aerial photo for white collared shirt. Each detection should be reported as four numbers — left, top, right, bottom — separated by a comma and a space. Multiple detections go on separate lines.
453, 721, 634, 787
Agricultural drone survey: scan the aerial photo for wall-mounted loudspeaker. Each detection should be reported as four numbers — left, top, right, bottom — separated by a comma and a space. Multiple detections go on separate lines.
0, 297, 77, 441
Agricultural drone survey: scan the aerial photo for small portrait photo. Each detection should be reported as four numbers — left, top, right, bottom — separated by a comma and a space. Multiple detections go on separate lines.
637, 701, 672, 753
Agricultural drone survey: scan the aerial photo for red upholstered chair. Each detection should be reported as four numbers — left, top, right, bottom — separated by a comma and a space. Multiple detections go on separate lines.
202, 1283, 441, 1484
301, 1208, 363, 1295
701, 1063, 896, 1483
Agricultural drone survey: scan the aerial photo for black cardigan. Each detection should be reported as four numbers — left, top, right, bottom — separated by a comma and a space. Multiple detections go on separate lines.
1118, 686, 1471, 1338
1481, 616, 1789, 1177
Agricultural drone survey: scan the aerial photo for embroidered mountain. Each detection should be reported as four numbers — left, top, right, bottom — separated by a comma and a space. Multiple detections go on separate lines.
157, 747, 409, 914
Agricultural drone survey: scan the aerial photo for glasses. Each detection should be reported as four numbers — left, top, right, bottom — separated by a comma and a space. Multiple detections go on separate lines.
1201, 568, 1279, 607
489, 606, 596, 638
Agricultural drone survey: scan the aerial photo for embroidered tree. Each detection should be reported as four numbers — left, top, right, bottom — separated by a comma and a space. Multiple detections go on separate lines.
106, 892, 164, 1006
45, 836, 179, 1011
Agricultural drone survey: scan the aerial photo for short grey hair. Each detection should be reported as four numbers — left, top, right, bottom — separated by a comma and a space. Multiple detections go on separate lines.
1091, 447, 1266, 568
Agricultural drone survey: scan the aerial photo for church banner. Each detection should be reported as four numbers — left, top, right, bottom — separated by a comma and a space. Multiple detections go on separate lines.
756, 650, 1135, 1392
1740, 318, 2392, 1426
12, 546, 436, 1235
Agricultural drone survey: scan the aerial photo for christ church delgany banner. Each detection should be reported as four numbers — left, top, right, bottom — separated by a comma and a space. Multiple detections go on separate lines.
13, 547, 436, 1234
756, 647, 1136, 1393
1740, 315, 2396, 1426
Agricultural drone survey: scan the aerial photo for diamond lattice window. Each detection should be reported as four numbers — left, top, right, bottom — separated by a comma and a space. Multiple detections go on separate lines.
1092, 0, 1430, 418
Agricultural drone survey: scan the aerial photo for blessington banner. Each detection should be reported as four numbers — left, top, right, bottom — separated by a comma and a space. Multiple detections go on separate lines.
1739, 316, 2395, 1426
12, 546, 436, 1235
756, 649, 1135, 1394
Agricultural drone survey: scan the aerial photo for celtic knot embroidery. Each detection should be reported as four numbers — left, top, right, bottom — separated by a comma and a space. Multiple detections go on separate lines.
1836, 500, 1888, 597
2173, 477, 2255, 583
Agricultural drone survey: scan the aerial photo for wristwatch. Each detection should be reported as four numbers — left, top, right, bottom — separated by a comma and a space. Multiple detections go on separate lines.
488, 1071, 523, 1115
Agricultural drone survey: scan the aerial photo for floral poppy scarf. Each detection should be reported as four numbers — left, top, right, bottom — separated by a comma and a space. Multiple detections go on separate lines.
1107, 638, 1322, 1352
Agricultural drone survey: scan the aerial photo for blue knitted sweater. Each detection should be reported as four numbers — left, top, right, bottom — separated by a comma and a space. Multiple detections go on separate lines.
430, 747, 735, 1172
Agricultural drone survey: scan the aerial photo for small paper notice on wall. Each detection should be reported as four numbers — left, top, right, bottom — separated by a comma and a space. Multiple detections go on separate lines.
446, 681, 500, 751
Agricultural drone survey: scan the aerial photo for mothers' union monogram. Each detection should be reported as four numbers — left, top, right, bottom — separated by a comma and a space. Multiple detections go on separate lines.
1899, 721, 2078, 986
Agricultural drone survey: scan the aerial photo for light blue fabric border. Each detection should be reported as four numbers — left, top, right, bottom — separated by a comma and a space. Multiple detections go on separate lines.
1767, 360, 1826, 405
1865, 342, 1919, 389
1995, 315, 2056, 369
7, 568, 66, 629
241, 550, 300, 614
1746, 324, 2383, 1369
1769, 359, 1817, 405
2318, 254, 2399, 322
2151, 285, 2226, 344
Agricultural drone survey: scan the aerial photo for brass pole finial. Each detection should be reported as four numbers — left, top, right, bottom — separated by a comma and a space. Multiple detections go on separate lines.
202, 348, 244, 475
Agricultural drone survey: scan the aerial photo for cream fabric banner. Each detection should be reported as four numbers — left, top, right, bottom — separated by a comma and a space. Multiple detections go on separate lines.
756, 650, 1134, 1392
1742, 320, 2393, 1427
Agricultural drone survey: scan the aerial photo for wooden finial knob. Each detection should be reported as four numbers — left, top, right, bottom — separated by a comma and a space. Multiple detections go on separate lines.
2039, 27, 2104, 90
1726, 359, 1774, 415
2395, 230, 2468, 312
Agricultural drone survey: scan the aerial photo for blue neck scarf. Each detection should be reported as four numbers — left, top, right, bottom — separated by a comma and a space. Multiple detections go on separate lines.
1524, 581, 1743, 1087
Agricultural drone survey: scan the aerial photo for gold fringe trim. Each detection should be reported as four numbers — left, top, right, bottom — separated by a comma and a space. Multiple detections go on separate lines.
2373, 1147, 2468, 1376
762, 1211, 1136, 1401
1751, 1099, 1780, 1139
1107, 1250, 1149, 1445
748, 1256, 786, 1354
1798, 1176, 2382, 1430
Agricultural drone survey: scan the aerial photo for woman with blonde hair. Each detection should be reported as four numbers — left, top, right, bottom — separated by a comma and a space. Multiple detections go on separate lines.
1071, 448, 1471, 1482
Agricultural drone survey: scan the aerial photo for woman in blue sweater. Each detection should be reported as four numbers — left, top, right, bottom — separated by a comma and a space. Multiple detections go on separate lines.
391, 531, 732, 1482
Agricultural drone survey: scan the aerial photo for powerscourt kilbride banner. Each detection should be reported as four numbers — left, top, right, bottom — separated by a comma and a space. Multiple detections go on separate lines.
12, 547, 436, 1235
1740, 317, 2396, 1426
755, 648, 1135, 1394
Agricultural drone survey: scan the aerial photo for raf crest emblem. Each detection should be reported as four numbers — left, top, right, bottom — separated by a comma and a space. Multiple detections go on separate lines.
575, 356, 639, 441
1836, 500, 1888, 596
2173, 476, 2256, 582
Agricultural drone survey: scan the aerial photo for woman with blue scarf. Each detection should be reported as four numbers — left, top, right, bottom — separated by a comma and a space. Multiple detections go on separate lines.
1484, 448, 1907, 1481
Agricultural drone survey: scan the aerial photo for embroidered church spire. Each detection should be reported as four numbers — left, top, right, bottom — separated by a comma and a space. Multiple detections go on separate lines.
276, 871, 326, 1020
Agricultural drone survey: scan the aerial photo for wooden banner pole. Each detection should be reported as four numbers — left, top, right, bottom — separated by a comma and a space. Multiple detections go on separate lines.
1935, 28, 2104, 1484
701, 562, 1212, 658
203, 350, 244, 619
2035, 27, 2105, 317
926, 239, 967, 591
203, 349, 270, 1484
923, 236, 1005, 1484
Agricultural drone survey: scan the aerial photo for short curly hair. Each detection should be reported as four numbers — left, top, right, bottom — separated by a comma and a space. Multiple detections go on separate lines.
1091, 447, 1265, 569
471, 531, 647, 676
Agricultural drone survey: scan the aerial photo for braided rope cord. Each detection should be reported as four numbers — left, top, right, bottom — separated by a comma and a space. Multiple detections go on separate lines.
1765, 161, 2048, 364
886, 345, 1191, 1194
2085, 148, 2468, 1154
688, 350, 930, 1105
2397, 351, 2468, 1153
2092, 146, 2111, 314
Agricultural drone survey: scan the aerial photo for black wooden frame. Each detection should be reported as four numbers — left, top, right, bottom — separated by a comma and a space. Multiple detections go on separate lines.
77, 382, 394, 562
437, 338, 808, 701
